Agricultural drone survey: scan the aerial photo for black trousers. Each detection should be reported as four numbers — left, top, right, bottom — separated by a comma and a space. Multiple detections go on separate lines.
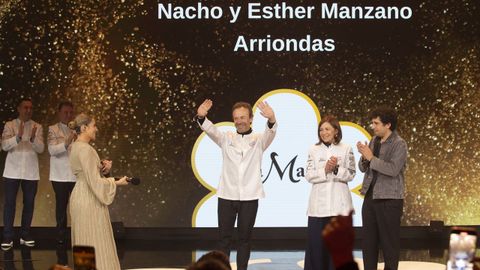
304, 216, 335, 270
218, 198, 258, 270
3, 178, 38, 240
51, 181, 76, 240
361, 194, 403, 270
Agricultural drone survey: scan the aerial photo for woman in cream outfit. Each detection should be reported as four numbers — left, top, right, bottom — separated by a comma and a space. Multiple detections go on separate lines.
304, 115, 356, 270
68, 113, 128, 270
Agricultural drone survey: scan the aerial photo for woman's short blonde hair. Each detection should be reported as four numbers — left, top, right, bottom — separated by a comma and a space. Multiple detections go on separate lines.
68, 113, 93, 134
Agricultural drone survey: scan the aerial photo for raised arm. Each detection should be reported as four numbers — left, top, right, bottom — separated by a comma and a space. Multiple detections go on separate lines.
196, 99, 225, 147
257, 101, 276, 124
257, 101, 277, 150
197, 99, 212, 119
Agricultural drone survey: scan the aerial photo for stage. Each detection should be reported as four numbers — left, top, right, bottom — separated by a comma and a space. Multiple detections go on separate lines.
0, 229, 456, 269
0, 241, 450, 269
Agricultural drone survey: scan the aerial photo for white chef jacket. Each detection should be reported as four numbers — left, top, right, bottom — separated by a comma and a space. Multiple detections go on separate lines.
200, 118, 277, 201
305, 142, 355, 217
48, 122, 76, 182
2, 119, 44, 180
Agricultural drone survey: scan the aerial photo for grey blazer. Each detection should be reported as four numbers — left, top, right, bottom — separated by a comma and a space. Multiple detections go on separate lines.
359, 131, 408, 199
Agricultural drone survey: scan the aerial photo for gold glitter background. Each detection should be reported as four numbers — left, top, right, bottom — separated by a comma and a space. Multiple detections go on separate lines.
0, 0, 479, 227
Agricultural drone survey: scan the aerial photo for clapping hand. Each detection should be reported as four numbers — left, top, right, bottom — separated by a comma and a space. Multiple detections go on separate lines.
356, 141, 373, 161
30, 124, 37, 142
325, 156, 338, 173
18, 121, 24, 140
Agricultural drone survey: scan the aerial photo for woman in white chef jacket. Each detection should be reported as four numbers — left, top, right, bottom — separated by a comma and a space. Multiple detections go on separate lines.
304, 115, 356, 270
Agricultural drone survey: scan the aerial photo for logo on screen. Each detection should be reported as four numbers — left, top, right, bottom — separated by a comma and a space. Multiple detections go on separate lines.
262, 152, 303, 183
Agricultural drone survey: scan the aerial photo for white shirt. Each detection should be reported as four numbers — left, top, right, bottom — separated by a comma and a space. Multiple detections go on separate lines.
200, 118, 277, 201
48, 122, 76, 182
305, 142, 355, 217
2, 119, 44, 180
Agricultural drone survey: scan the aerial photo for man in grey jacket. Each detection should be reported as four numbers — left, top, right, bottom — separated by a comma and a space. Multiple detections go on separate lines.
356, 106, 408, 270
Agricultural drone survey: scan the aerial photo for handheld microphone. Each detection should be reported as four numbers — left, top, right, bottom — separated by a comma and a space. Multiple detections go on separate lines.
114, 177, 141, 185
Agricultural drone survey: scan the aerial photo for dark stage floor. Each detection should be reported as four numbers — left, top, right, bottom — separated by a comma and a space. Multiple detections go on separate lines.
0, 239, 459, 270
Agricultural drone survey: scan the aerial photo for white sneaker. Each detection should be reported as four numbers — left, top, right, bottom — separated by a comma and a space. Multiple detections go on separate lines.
1, 239, 13, 250
20, 237, 35, 247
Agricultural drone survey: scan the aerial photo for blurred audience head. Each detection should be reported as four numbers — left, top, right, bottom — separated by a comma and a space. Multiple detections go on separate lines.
187, 250, 231, 270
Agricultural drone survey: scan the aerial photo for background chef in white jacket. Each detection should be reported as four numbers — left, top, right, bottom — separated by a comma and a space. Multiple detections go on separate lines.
48, 101, 76, 245
195, 99, 277, 270
304, 115, 356, 270
1, 98, 44, 250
